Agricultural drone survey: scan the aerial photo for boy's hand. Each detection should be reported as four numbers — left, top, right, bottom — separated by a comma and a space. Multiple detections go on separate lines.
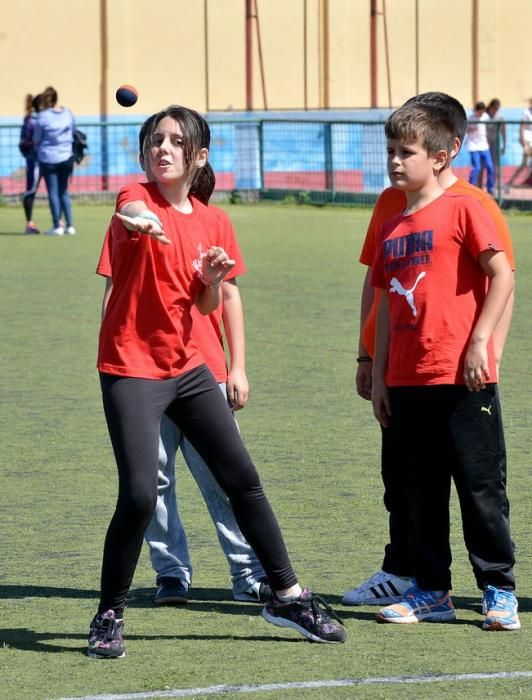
115, 212, 171, 245
371, 376, 391, 427
201, 246, 236, 288
463, 340, 490, 391
356, 360, 373, 400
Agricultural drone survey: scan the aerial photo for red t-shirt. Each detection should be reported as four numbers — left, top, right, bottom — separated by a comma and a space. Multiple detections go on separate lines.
360, 179, 515, 358
371, 191, 505, 387
97, 182, 245, 380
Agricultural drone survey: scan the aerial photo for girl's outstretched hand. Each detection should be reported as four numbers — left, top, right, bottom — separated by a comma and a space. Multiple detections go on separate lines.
115, 212, 171, 245
200, 246, 236, 288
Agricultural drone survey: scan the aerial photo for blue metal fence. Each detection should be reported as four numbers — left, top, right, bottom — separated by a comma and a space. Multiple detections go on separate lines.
1, 119, 531, 208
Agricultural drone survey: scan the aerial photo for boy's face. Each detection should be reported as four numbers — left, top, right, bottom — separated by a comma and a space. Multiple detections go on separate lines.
386, 137, 445, 191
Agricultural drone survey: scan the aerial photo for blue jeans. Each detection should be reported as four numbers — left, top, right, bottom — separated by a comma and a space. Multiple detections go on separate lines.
144, 383, 266, 595
469, 150, 494, 193
40, 158, 74, 228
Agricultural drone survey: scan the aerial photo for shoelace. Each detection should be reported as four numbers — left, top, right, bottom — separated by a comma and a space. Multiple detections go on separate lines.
486, 588, 514, 610
93, 616, 121, 642
307, 594, 345, 626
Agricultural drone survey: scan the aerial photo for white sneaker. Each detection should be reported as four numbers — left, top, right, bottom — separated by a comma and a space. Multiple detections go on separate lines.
66, 226, 76, 235
343, 570, 415, 606
45, 226, 64, 236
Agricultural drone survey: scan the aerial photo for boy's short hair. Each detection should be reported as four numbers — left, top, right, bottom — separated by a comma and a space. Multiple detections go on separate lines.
404, 92, 467, 144
385, 103, 456, 155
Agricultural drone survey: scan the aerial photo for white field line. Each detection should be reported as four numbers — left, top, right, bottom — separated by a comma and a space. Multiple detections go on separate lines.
53, 670, 532, 700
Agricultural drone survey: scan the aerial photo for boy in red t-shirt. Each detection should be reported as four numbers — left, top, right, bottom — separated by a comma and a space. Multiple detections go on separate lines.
369, 103, 519, 630
344, 93, 516, 611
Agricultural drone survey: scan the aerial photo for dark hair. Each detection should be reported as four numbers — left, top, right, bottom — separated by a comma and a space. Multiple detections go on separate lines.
24, 94, 33, 117
32, 94, 43, 112
487, 98, 501, 112
142, 105, 216, 205
385, 103, 456, 155
475, 101, 486, 111
42, 86, 58, 109
404, 92, 468, 144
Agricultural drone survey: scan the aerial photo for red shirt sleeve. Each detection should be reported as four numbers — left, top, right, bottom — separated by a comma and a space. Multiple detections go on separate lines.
96, 225, 112, 277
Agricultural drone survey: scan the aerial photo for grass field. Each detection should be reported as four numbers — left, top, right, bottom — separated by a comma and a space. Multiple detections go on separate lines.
0, 202, 530, 700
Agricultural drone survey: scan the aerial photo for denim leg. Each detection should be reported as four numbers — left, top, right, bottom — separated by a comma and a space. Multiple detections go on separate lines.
40, 162, 61, 227
483, 150, 495, 193
469, 151, 482, 186
57, 159, 74, 227
181, 383, 266, 594
144, 414, 192, 586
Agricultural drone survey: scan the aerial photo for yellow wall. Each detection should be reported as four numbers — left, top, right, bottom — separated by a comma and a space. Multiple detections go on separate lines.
2, 0, 531, 118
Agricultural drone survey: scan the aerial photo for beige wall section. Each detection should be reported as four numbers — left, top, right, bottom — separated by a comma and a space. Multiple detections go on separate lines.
2, 0, 531, 118
3, 0, 101, 118
495, 0, 532, 106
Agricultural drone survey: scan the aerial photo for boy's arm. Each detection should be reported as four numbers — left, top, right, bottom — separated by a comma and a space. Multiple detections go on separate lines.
371, 294, 391, 427
356, 267, 375, 400
222, 278, 249, 410
464, 251, 514, 391
492, 289, 514, 376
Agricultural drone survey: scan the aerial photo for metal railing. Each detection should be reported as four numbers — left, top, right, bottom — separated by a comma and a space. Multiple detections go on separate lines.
2, 119, 531, 208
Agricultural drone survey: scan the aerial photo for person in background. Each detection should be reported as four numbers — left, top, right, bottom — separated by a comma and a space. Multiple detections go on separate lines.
483, 98, 505, 189
33, 86, 76, 236
466, 101, 494, 195
19, 93, 42, 234
506, 97, 532, 189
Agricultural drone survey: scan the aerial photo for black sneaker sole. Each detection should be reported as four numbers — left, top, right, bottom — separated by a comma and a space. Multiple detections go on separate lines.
154, 595, 188, 606
87, 649, 126, 659
261, 608, 346, 643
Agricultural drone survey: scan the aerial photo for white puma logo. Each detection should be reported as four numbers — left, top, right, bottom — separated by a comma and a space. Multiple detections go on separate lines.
389, 271, 426, 317
481, 406, 492, 415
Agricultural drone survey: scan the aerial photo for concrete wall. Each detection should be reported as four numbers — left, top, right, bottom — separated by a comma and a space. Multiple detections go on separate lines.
2, 0, 531, 119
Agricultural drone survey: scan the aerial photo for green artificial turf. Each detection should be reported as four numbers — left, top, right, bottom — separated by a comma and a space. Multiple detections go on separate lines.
0, 202, 530, 700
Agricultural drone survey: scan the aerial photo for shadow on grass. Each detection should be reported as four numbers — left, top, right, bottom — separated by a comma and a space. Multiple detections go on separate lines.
0, 585, 99, 599
0, 585, 274, 617
0, 628, 299, 655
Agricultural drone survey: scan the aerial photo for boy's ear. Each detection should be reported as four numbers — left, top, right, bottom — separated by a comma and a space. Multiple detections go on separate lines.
449, 136, 461, 160
434, 149, 449, 173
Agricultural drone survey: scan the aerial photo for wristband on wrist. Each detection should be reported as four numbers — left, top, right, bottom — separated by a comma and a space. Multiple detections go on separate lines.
137, 210, 162, 226
356, 355, 373, 363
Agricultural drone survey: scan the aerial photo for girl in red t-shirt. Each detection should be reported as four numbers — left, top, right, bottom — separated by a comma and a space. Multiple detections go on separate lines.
88, 105, 345, 658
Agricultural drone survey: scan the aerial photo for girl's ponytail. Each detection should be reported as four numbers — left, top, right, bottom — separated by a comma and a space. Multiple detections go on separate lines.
190, 162, 216, 205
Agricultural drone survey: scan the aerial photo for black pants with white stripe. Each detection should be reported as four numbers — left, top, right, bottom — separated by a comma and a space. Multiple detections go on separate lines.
98, 365, 297, 615
387, 383, 515, 592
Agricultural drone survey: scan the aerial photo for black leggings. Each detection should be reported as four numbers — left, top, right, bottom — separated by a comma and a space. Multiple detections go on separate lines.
99, 365, 297, 615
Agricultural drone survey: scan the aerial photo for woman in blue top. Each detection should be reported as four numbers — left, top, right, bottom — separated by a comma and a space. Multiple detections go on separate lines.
33, 86, 76, 236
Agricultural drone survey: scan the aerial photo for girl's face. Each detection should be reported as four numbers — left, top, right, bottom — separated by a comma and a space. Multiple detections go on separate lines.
149, 116, 188, 183
148, 116, 208, 186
